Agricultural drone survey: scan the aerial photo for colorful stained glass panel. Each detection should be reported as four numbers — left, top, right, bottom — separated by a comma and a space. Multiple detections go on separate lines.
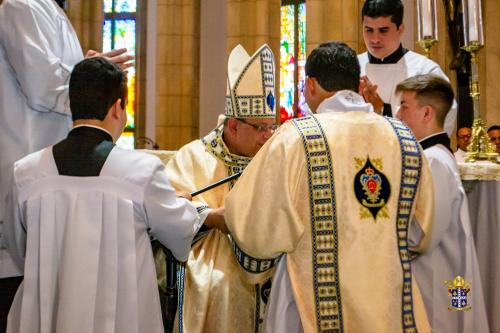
103, 20, 112, 52
114, 0, 137, 13
104, 0, 112, 13
280, 4, 295, 121
280, 2, 307, 122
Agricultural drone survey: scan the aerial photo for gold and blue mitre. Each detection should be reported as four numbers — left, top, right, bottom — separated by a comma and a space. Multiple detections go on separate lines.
225, 44, 276, 119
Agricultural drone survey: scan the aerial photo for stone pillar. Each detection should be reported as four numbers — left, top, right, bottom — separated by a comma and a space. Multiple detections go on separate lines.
484, 0, 500, 126
67, 0, 103, 52
306, 0, 361, 54
226, 0, 281, 70
155, 0, 200, 150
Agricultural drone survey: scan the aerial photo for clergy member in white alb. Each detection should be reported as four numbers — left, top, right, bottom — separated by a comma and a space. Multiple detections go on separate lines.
358, 0, 457, 136
396, 74, 489, 333
0, 1, 133, 327
3, 57, 225, 333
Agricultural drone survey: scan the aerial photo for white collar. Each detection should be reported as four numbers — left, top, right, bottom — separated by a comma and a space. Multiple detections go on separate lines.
316, 90, 374, 114
72, 124, 113, 138
418, 131, 447, 143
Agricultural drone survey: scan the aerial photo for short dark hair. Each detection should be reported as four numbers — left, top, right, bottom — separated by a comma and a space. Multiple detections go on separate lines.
69, 57, 127, 121
305, 41, 360, 93
488, 125, 500, 133
362, 0, 404, 28
396, 74, 454, 127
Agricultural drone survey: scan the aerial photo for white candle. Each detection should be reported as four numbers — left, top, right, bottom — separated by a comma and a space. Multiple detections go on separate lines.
421, 0, 433, 38
468, 0, 479, 42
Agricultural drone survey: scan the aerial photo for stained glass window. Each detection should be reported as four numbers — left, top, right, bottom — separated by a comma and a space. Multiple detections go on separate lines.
103, 0, 137, 149
280, 1, 306, 123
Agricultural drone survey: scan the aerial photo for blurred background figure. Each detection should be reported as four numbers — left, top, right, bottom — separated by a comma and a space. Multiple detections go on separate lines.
455, 126, 472, 162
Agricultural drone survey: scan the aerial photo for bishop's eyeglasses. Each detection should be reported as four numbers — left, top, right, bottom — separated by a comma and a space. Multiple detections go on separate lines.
236, 118, 279, 133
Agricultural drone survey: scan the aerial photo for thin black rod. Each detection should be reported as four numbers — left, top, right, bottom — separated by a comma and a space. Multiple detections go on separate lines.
191, 172, 242, 197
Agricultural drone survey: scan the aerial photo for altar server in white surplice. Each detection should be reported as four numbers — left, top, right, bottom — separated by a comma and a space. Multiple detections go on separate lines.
396, 74, 489, 333
225, 41, 435, 333
0, 1, 133, 328
3, 57, 225, 333
358, 0, 457, 136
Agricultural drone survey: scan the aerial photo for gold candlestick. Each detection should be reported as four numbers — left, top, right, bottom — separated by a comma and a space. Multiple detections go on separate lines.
417, 37, 438, 58
462, 42, 499, 163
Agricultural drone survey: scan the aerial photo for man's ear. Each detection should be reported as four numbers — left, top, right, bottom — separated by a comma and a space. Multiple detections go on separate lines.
307, 76, 316, 95
398, 23, 405, 35
422, 105, 434, 123
226, 118, 239, 135
111, 99, 123, 120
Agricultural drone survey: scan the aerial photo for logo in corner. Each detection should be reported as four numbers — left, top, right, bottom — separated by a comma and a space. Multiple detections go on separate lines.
444, 276, 472, 311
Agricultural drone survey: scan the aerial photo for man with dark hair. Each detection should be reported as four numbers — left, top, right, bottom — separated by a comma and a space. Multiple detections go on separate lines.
455, 127, 472, 162
3, 57, 225, 333
0, 2, 132, 329
358, 0, 457, 136
487, 125, 500, 154
396, 74, 489, 333
224, 41, 434, 332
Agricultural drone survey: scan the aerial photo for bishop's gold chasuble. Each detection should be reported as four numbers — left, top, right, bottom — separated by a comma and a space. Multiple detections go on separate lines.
226, 110, 435, 333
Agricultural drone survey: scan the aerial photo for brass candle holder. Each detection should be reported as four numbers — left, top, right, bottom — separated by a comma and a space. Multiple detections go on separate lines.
462, 42, 499, 163
417, 37, 438, 59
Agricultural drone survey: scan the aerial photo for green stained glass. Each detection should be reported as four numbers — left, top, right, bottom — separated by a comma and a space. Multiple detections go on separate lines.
280, 2, 306, 121
280, 4, 295, 119
103, 4, 137, 132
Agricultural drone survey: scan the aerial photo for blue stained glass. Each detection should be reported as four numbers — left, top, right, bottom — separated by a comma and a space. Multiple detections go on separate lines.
103, 20, 112, 52
104, 0, 112, 13
115, 0, 137, 13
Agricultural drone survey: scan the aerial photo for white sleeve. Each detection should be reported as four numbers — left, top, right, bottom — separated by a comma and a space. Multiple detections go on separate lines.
0, 0, 81, 116
2, 173, 27, 275
143, 162, 208, 262
427, 157, 456, 252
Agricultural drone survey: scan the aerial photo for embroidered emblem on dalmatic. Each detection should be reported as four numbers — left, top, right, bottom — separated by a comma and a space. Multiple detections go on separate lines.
292, 115, 343, 333
354, 157, 391, 220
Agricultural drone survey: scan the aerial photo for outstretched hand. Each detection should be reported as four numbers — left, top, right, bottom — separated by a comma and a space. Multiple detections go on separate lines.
205, 207, 228, 234
360, 75, 384, 114
85, 48, 134, 71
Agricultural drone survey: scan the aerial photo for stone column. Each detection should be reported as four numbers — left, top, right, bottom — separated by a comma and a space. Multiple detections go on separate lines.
306, 0, 361, 54
67, 0, 103, 52
155, 0, 200, 150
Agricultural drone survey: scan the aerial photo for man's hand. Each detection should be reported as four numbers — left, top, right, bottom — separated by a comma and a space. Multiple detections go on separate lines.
360, 75, 384, 114
176, 191, 192, 201
204, 207, 228, 234
85, 48, 134, 71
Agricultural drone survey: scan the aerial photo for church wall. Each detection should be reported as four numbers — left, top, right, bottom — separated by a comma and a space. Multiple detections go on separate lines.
155, 0, 200, 150
67, 0, 500, 149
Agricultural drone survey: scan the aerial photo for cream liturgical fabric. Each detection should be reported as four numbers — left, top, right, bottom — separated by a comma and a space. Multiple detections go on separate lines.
165, 124, 268, 333
225, 91, 435, 333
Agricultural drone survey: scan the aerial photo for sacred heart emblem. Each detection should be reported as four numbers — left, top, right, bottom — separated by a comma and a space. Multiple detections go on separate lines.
354, 157, 391, 219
